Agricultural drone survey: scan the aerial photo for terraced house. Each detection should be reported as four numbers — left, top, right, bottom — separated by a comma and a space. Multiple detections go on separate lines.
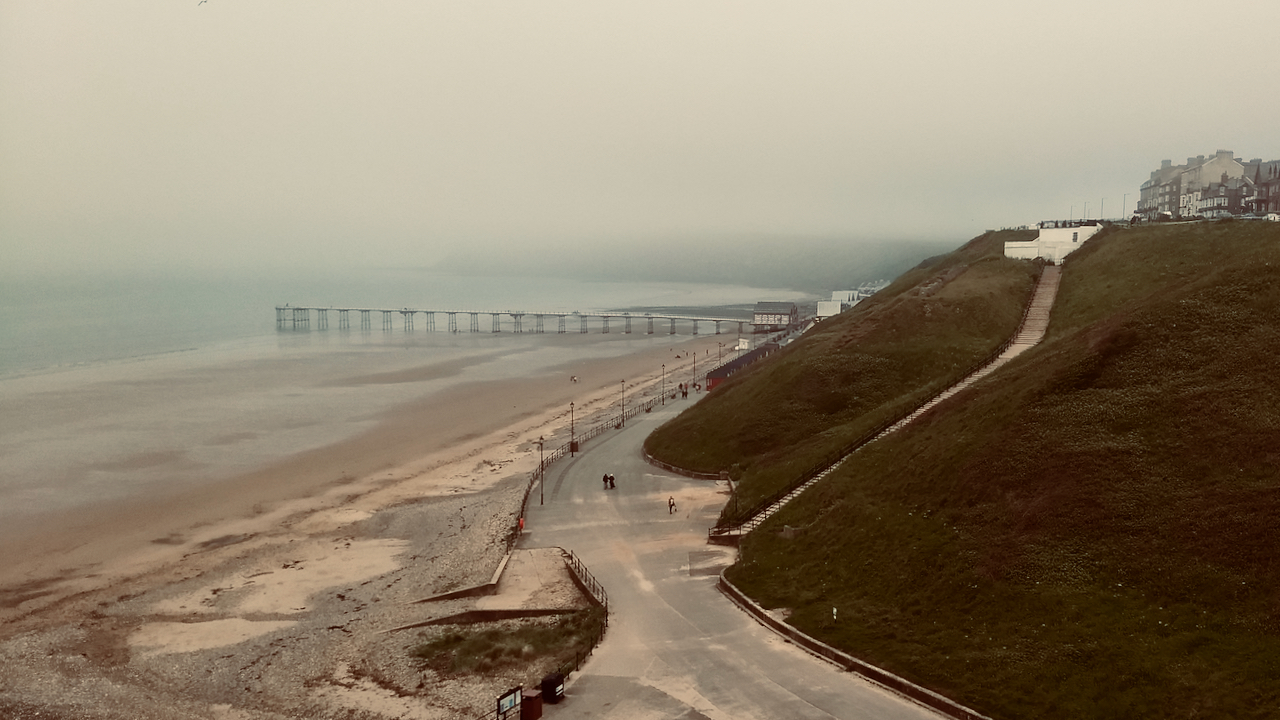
1253, 159, 1280, 215
1136, 149, 1279, 220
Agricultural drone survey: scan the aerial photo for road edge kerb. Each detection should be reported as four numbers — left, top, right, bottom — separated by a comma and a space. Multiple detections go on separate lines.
717, 572, 993, 720
641, 447, 721, 480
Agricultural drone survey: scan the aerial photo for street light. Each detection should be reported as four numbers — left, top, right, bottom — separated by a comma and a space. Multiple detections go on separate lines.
538, 435, 545, 505
620, 380, 625, 427
570, 402, 575, 456
661, 364, 665, 406
717, 342, 724, 364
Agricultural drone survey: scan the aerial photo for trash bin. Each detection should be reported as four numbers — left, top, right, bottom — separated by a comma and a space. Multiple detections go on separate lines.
570, 441, 579, 453
540, 673, 565, 704
521, 689, 543, 719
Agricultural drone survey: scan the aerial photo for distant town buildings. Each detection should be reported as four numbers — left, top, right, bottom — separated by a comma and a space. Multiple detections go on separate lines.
706, 342, 780, 391
752, 302, 799, 331
1137, 150, 1280, 220
816, 301, 843, 320
817, 281, 890, 321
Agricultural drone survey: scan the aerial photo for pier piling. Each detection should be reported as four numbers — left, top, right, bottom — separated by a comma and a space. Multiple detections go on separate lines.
274, 306, 751, 337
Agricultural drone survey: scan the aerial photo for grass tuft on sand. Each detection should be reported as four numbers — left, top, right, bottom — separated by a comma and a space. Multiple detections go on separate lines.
411, 607, 605, 677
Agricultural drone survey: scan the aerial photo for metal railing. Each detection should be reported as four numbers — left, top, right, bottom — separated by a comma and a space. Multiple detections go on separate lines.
514, 371, 709, 528
564, 549, 609, 617
554, 618, 608, 680
556, 550, 609, 681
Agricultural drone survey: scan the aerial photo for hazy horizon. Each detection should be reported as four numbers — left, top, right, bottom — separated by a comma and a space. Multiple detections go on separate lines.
4, 1, 1278, 277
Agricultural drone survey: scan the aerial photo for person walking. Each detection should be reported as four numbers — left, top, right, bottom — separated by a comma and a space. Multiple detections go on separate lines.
668, 496, 677, 514
603, 473, 609, 490
608, 474, 616, 489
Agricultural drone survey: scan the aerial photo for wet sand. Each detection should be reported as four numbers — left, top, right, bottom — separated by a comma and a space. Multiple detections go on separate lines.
0, 334, 722, 615
0, 333, 725, 718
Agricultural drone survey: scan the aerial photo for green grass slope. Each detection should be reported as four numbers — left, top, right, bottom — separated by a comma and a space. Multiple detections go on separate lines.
725, 220, 1280, 719
644, 230, 1041, 519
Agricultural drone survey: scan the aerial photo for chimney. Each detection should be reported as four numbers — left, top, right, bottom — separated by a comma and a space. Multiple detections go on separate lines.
1216, 150, 1233, 159
1161, 159, 1172, 169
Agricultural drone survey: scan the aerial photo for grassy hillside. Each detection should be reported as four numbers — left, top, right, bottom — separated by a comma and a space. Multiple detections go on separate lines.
644, 230, 1040, 518
723, 220, 1280, 719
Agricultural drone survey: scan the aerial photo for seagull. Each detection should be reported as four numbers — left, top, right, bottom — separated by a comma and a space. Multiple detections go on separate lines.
198, 0, 206, 4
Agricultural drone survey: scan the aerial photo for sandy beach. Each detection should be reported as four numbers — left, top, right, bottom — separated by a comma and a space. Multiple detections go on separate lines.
0, 333, 728, 719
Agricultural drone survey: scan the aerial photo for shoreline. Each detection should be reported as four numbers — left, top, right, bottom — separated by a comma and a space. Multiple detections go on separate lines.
0, 331, 729, 717
0, 334, 723, 622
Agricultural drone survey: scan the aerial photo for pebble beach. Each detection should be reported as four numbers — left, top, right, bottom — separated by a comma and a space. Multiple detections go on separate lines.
0, 331, 727, 719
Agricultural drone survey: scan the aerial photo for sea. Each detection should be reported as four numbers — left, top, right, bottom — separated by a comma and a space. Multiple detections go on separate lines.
0, 266, 807, 524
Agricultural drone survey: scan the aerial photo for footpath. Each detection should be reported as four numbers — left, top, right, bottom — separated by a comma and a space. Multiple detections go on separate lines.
518, 402, 945, 720
717, 264, 1062, 539
477, 265, 1063, 718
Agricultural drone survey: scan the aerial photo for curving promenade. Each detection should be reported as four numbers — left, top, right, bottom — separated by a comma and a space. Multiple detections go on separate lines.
522, 404, 949, 720
509, 266, 1068, 719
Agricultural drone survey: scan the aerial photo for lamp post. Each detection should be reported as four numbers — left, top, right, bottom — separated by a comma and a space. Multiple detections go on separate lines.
620, 380, 625, 427
537, 435, 545, 505
570, 402, 575, 456
717, 342, 724, 364
661, 364, 665, 406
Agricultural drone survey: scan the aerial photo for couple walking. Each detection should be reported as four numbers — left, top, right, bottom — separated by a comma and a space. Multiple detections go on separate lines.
602, 473, 616, 489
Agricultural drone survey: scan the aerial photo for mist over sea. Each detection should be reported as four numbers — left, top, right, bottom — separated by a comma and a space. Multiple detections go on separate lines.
0, 267, 801, 378
0, 267, 807, 525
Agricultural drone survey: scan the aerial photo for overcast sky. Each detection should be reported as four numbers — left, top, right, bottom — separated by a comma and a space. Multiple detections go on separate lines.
3, 1, 1278, 275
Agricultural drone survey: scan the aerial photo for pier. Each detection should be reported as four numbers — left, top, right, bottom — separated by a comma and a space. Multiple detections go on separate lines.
275, 306, 752, 335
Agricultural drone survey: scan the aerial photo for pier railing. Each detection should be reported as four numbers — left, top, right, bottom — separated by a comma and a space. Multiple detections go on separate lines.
275, 305, 750, 336
564, 549, 608, 616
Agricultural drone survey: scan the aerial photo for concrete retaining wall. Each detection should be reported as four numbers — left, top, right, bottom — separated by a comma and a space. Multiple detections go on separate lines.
641, 448, 721, 480
718, 573, 991, 720
408, 551, 513, 604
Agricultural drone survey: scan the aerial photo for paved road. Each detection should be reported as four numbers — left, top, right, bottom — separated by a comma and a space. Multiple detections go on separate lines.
519, 400, 943, 720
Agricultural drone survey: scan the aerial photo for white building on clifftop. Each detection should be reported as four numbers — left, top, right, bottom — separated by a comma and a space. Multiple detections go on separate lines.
1004, 222, 1102, 263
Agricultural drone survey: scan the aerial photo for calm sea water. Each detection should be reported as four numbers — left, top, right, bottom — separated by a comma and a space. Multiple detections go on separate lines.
0, 267, 791, 379
0, 267, 805, 522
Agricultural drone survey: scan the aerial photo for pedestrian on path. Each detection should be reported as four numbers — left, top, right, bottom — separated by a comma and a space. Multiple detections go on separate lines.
603, 473, 609, 490
609, 474, 616, 489
668, 496, 677, 514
